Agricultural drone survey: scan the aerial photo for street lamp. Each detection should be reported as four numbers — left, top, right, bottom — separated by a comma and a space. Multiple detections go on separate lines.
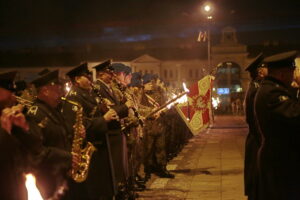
201, 2, 214, 73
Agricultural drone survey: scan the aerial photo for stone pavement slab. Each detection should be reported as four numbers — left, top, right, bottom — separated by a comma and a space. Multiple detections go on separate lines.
137, 115, 248, 200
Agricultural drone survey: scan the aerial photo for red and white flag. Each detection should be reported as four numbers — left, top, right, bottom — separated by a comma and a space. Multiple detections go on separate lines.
175, 75, 214, 135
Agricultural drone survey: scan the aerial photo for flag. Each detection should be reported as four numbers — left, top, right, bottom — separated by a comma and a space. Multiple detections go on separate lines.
197, 31, 207, 42
175, 75, 214, 135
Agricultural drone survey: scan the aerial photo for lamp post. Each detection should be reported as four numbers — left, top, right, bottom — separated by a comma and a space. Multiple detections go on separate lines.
202, 3, 214, 73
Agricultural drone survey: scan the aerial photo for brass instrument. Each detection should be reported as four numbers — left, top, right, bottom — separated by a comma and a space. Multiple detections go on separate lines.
61, 97, 97, 183
14, 95, 34, 107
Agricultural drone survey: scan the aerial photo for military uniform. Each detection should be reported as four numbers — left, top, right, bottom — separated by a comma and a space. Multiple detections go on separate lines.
63, 86, 116, 199
140, 91, 167, 172
244, 80, 261, 199
93, 79, 129, 185
243, 53, 265, 200
0, 71, 28, 200
254, 51, 300, 200
25, 99, 72, 199
0, 127, 27, 200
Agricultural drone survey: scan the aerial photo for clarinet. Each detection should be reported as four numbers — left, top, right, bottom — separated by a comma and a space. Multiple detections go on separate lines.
92, 84, 120, 121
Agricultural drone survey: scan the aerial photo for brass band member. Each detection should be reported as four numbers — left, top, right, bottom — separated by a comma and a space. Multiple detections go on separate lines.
62, 63, 117, 200
0, 71, 28, 200
20, 70, 77, 199
93, 60, 133, 199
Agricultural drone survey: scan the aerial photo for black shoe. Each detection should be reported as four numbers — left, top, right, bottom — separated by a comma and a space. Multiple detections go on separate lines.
135, 175, 146, 184
134, 182, 146, 191
127, 191, 138, 200
156, 169, 175, 179
144, 173, 151, 182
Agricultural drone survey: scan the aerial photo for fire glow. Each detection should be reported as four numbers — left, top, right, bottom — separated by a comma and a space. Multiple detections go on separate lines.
167, 83, 189, 109
65, 82, 71, 93
25, 173, 44, 200
212, 97, 220, 109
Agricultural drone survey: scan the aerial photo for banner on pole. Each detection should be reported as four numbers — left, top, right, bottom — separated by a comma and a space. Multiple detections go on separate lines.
175, 75, 214, 135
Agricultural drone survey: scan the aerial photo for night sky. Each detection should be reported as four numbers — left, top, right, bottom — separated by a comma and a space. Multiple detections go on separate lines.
0, 0, 300, 63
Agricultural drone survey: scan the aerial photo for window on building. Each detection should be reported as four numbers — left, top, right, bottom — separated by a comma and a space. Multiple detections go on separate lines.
195, 69, 199, 78
164, 69, 168, 78
175, 70, 178, 79
189, 69, 193, 78
169, 70, 173, 78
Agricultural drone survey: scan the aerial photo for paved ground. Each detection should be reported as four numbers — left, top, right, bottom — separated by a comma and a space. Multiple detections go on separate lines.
137, 115, 248, 200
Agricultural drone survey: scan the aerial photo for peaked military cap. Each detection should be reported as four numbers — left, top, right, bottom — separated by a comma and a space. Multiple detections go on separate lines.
129, 72, 142, 87
66, 62, 91, 78
93, 59, 113, 72
264, 51, 298, 69
31, 70, 60, 88
38, 68, 51, 76
0, 71, 17, 91
112, 63, 132, 75
142, 73, 155, 84
15, 80, 27, 92
245, 53, 265, 72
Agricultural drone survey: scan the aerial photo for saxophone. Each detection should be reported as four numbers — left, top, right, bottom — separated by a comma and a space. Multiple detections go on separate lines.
62, 97, 97, 183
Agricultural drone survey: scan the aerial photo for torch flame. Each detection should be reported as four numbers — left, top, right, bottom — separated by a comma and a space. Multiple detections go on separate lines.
65, 82, 71, 93
212, 97, 220, 109
182, 82, 189, 92
25, 173, 44, 200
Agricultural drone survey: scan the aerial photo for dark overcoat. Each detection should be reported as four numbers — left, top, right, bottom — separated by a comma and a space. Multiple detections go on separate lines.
93, 80, 129, 184
0, 127, 27, 200
24, 99, 72, 199
254, 76, 300, 200
244, 80, 261, 198
62, 86, 116, 199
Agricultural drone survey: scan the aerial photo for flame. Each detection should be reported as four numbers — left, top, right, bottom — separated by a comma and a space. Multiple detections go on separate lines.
25, 174, 44, 200
212, 97, 220, 109
65, 82, 71, 93
182, 82, 189, 92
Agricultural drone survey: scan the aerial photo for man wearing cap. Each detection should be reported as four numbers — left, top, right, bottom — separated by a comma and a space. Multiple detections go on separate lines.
19, 70, 77, 199
139, 74, 175, 180
243, 53, 267, 200
0, 71, 29, 200
111, 63, 147, 193
62, 62, 118, 200
93, 60, 134, 198
254, 51, 300, 200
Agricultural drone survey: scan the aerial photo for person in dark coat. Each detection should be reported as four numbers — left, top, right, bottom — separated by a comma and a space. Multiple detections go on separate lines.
0, 71, 28, 200
254, 51, 300, 200
92, 60, 133, 199
62, 62, 118, 200
21, 70, 75, 199
243, 53, 267, 200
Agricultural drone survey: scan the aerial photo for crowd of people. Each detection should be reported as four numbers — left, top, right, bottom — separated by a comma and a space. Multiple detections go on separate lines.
0, 61, 192, 200
244, 50, 300, 200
